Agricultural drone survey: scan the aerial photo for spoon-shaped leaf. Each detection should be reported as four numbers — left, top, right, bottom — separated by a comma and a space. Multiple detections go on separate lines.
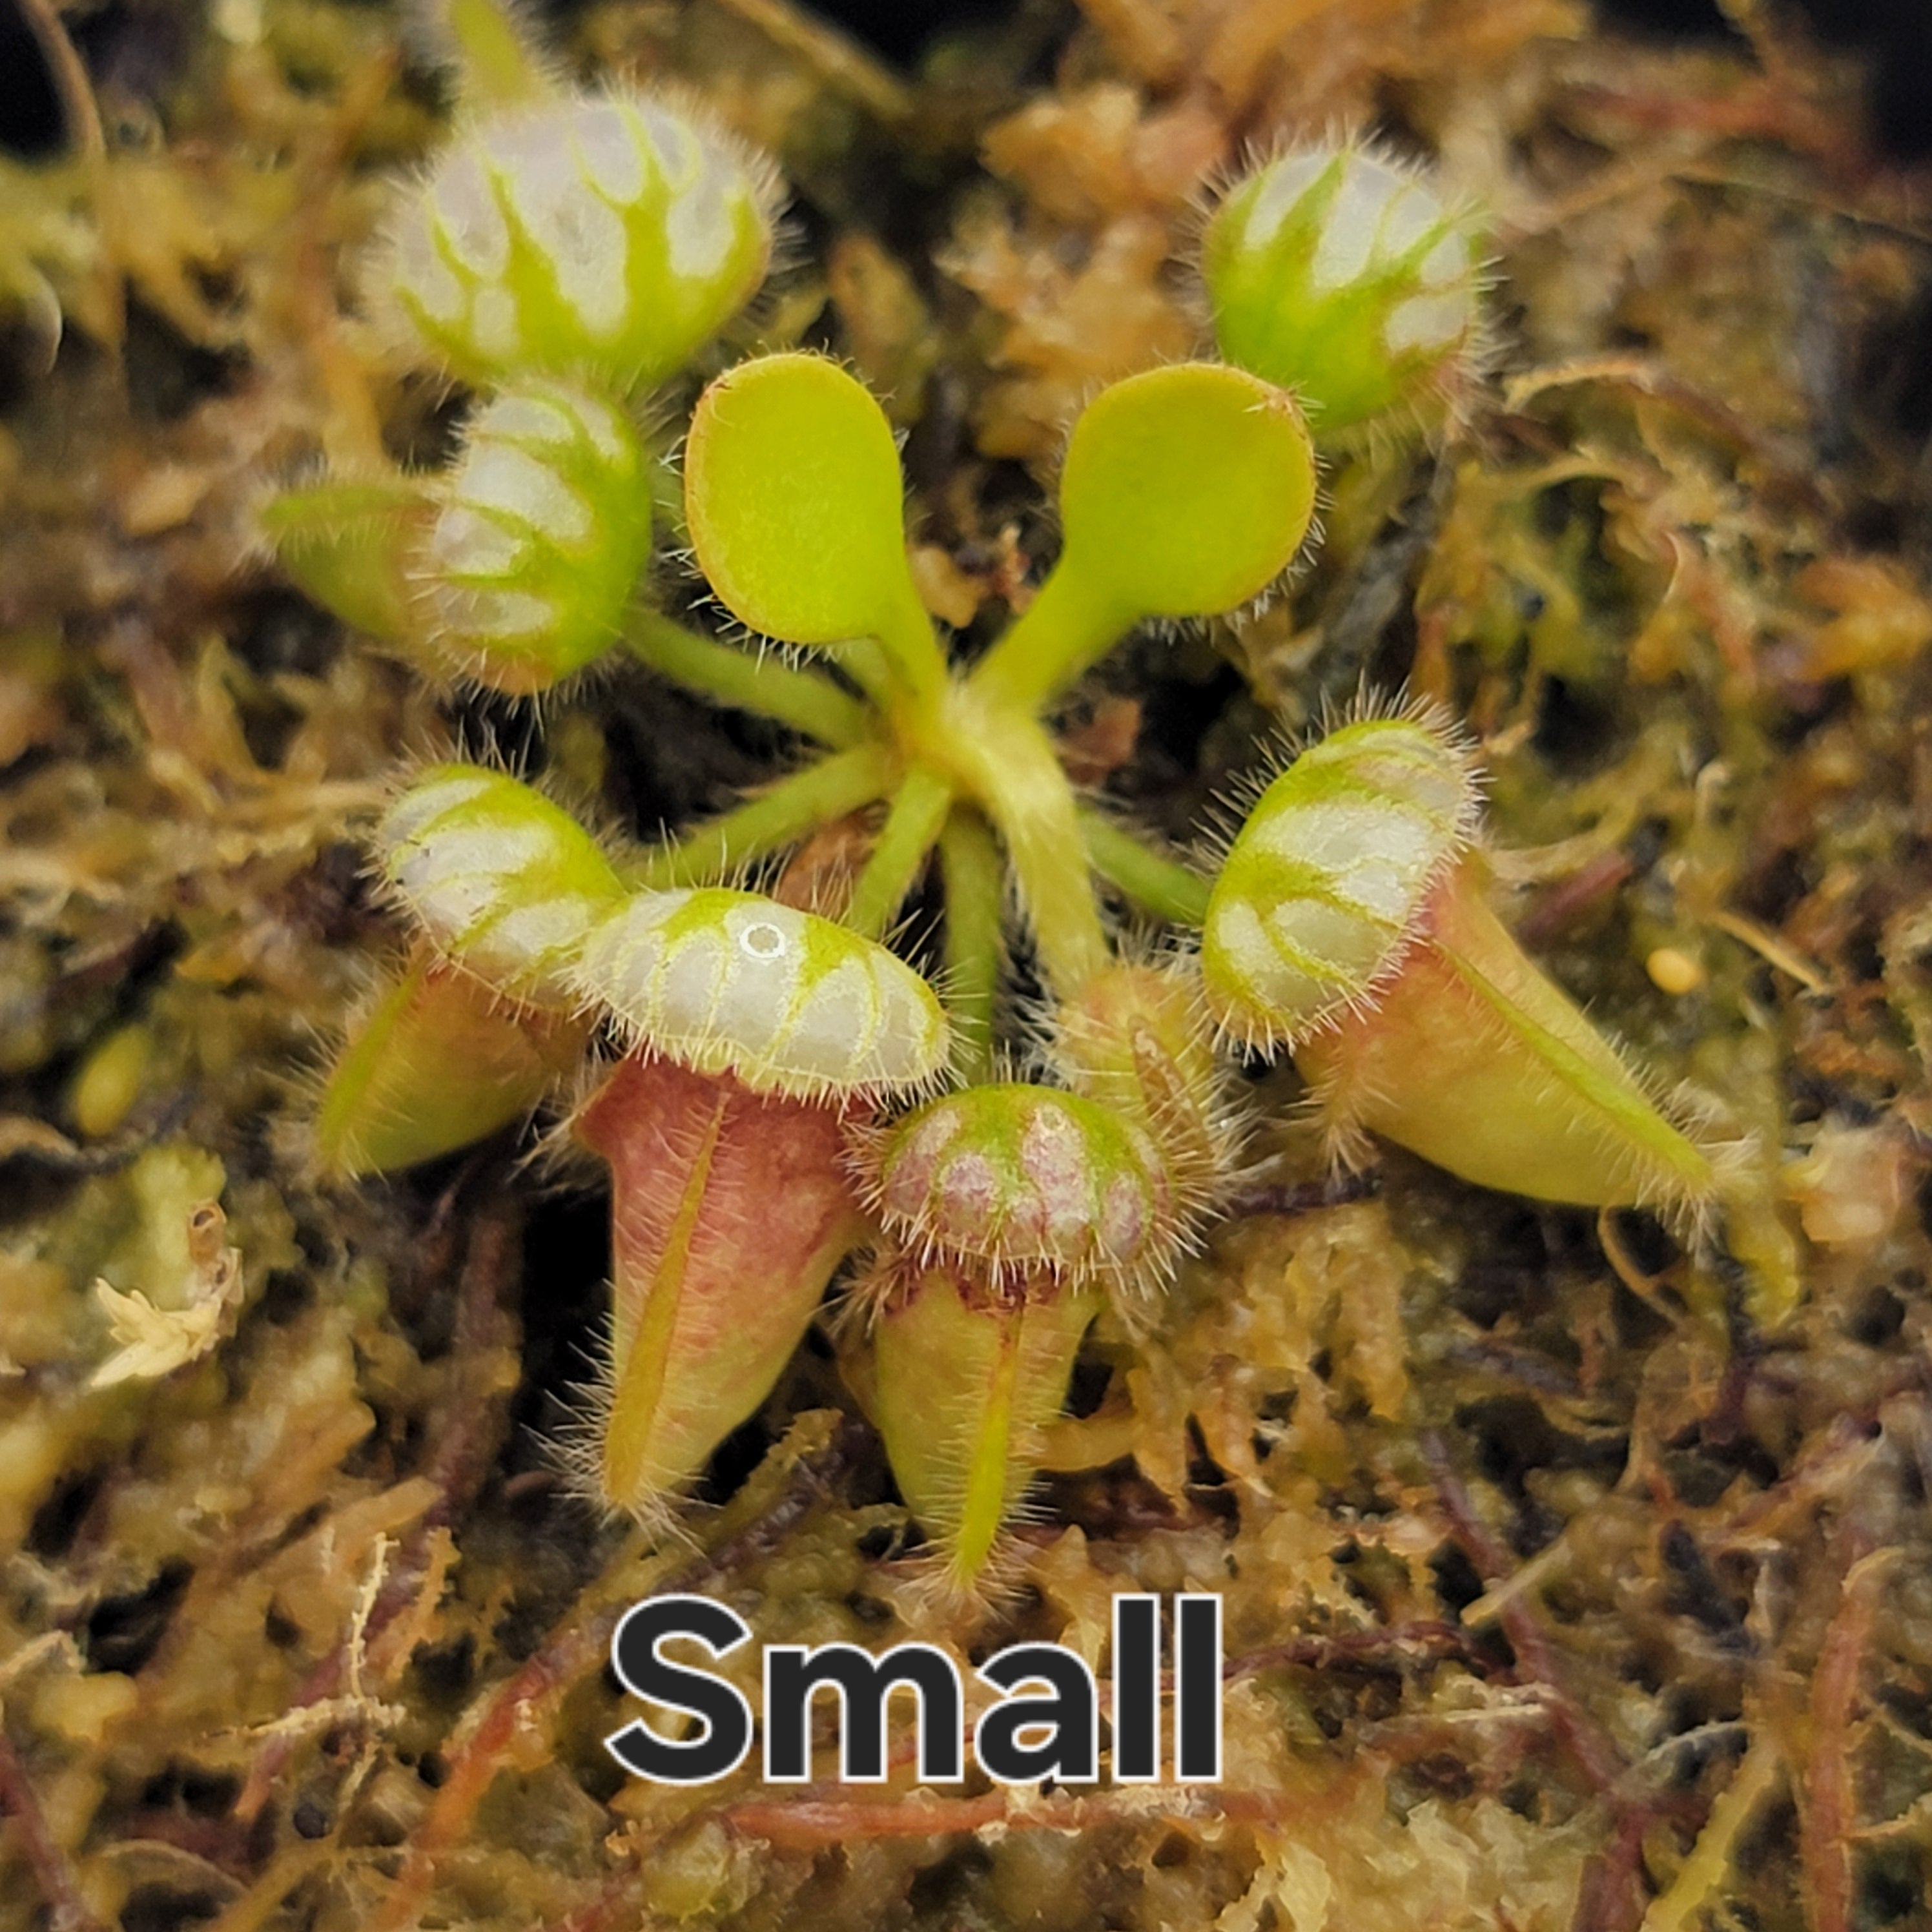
1061, 362, 1317, 618
684, 353, 942, 699
972, 363, 1316, 711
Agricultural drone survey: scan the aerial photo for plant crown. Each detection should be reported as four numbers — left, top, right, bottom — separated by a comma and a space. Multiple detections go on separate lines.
296, 0, 1720, 1586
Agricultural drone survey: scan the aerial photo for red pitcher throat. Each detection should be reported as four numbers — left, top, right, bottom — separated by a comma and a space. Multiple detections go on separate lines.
573, 1053, 872, 1515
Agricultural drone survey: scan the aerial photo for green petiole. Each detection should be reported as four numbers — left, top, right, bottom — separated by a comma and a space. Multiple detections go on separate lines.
621, 611, 870, 748
1078, 810, 1212, 927
967, 564, 1134, 717
622, 743, 892, 890
845, 765, 954, 941
870, 583, 953, 716
946, 692, 1111, 998
938, 807, 1004, 1087
445, 0, 551, 107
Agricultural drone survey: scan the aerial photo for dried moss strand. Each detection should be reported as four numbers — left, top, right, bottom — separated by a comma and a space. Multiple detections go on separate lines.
233, 1201, 520, 1824
1427, 1436, 1630, 1802
938, 807, 1003, 1086
364, 1416, 859, 1932
1078, 810, 1213, 926
202, 1840, 340, 1932
845, 766, 953, 940
0, 1718, 107, 1932
17, 0, 103, 160
1800, 1547, 1895, 1932
619, 612, 869, 747
1639, 1729, 1782, 1932
622, 743, 892, 890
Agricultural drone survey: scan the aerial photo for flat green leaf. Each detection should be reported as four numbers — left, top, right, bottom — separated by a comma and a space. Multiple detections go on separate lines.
1056, 362, 1316, 621
684, 353, 929, 654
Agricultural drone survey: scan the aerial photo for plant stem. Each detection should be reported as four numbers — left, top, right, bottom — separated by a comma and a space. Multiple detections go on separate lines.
874, 575, 954, 714
845, 765, 953, 941
947, 693, 1110, 997
965, 562, 1135, 715
445, 0, 552, 107
621, 611, 870, 747
938, 807, 1003, 1086
1078, 810, 1212, 926
828, 635, 903, 713
622, 743, 892, 889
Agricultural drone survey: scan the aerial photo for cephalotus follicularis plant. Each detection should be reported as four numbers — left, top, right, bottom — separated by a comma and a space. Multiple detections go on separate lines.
284, 0, 1721, 1592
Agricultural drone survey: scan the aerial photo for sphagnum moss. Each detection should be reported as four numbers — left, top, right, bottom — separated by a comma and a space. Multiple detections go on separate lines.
1, 1, 1930, 1929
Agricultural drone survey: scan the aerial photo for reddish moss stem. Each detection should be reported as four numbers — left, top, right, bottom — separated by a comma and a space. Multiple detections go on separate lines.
234, 1193, 522, 1822
1424, 1435, 1632, 1807
1224, 1619, 1475, 1681
1800, 1542, 1890, 1932
365, 1421, 863, 1932
0, 1718, 107, 1932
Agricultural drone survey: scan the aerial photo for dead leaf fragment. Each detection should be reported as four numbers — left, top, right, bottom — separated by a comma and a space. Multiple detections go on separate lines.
90, 1198, 245, 1386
